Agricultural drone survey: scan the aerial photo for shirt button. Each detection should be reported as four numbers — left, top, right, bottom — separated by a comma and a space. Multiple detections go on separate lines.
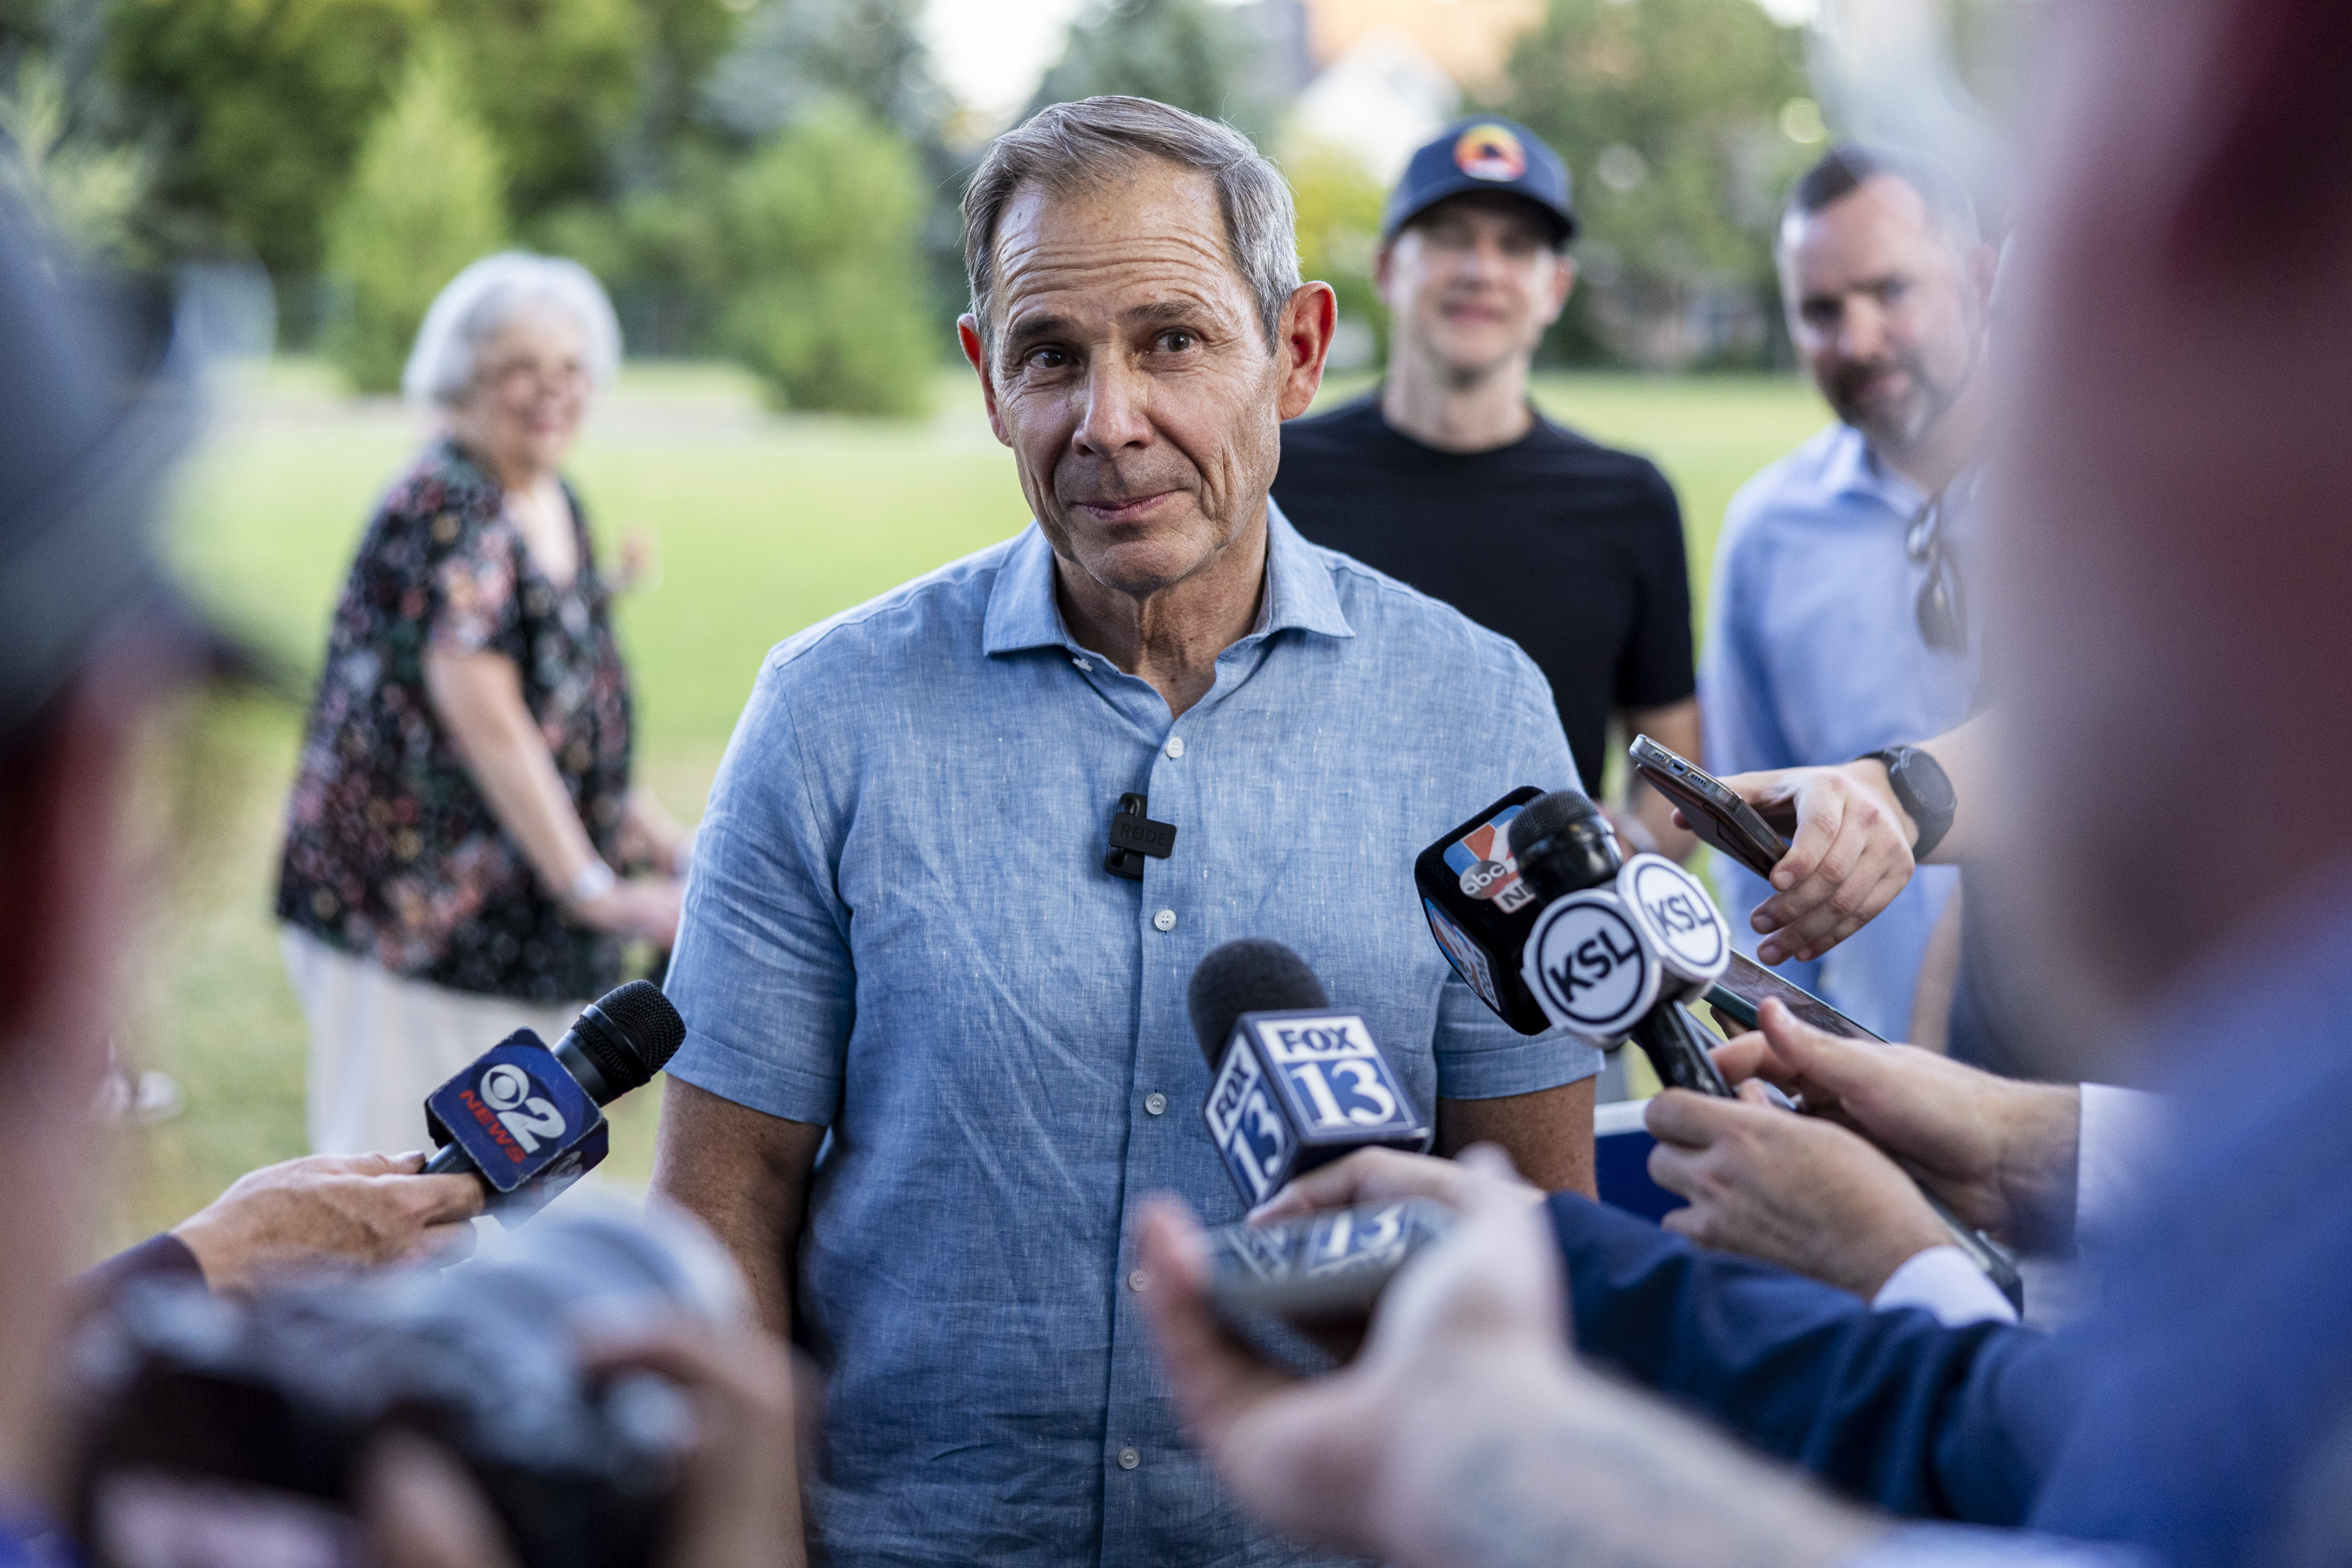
1070, 655, 1090, 672
1164, 735, 1185, 759
1153, 909, 1177, 932
1117, 1447, 1141, 1470
1128, 1269, 1149, 1293
1144, 1091, 1168, 1116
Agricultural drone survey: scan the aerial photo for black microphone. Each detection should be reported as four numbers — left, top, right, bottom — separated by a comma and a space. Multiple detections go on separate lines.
1501, 793, 2025, 1308
1504, 791, 1732, 1095
1188, 939, 1448, 1325
1188, 938, 1432, 1207
421, 980, 686, 1223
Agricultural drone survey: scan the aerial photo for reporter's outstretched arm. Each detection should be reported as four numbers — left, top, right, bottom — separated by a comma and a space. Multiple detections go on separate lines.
1138, 1149, 1885, 1568
1713, 1001, 2081, 1250
1713, 716, 1996, 964
169, 1151, 486, 1292
1643, 1087, 1951, 1298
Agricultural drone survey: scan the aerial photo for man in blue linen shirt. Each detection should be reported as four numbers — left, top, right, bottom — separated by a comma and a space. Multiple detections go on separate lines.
1703, 145, 1995, 1040
650, 96, 1599, 1568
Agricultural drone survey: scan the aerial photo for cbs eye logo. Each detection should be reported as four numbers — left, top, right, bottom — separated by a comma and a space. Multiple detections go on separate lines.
481, 1063, 533, 1110
478, 1062, 566, 1152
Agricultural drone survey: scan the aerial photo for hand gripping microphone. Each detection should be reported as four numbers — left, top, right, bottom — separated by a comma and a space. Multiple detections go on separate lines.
1187, 939, 1450, 1324
422, 980, 686, 1224
1466, 793, 2025, 1308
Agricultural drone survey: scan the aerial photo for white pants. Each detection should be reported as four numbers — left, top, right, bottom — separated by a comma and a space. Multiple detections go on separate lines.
281, 927, 587, 1156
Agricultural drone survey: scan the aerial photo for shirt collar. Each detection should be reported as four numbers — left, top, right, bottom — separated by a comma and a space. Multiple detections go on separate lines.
1820, 423, 1926, 516
982, 499, 1354, 659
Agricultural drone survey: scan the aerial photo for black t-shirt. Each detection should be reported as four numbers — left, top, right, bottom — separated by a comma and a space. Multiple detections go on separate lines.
1272, 393, 1696, 793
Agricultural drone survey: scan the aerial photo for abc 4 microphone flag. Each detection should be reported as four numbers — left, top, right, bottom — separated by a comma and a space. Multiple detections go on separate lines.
1202, 1011, 1433, 1207
426, 1031, 612, 1222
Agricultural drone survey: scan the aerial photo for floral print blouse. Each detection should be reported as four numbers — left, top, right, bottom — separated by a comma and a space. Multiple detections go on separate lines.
277, 437, 633, 1002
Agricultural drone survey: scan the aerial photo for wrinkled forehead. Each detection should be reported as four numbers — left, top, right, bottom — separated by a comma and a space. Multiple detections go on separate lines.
989, 161, 1254, 338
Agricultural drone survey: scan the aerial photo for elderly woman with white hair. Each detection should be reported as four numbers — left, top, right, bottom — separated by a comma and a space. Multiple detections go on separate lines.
276, 252, 688, 1155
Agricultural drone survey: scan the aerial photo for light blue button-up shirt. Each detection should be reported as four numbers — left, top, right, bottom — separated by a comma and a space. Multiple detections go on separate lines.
664, 505, 1595, 1567
1700, 423, 1982, 1040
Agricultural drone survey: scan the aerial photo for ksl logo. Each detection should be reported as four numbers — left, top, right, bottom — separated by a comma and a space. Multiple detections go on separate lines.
1521, 890, 1661, 1039
1620, 855, 1730, 986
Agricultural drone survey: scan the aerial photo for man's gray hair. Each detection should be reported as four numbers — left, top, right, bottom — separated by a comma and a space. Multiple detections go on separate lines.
961, 96, 1301, 356
401, 252, 622, 408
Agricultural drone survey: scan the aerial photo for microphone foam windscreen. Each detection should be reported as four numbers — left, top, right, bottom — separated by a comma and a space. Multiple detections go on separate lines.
1187, 939, 1330, 1069
580, 980, 688, 1091
1505, 789, 1602, 860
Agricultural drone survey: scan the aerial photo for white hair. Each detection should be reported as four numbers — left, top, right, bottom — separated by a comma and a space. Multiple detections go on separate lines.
401, 252, 622, 408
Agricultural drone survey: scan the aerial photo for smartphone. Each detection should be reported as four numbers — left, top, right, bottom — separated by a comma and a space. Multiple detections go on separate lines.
1205, 1198, 1455, 1327
1628, 735, 1790, 881
1704, 953, 1886, 1042
1700, 957, 2027, 1312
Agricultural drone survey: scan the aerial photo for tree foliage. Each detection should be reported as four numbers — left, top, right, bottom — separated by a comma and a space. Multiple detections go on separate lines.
320, 42, 506, 393
714, 104, 931, 416
1501, 0, 1813, 368
101, 0, 731, 278
1280, 137, 1388, 366
1030, 0, 1268, 142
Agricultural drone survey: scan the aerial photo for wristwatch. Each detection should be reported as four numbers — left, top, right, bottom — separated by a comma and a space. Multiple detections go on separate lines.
1856, 746, 1957, 861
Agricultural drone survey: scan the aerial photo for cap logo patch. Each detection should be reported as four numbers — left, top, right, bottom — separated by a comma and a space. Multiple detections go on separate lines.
1455, 124, 1527, 183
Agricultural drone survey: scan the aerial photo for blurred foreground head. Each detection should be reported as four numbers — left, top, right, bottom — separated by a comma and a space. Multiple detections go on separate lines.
1990, 0, 2352, 1052
0, 198, 186, 1481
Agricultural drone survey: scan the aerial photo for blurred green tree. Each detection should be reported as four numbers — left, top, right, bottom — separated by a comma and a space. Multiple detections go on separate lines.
1501, 0, 1813, 369
714, 103, 931, 416
102, 0, 730, 279
319, 42, 506, 393
1030, 0, 1267, 142
1279, 137, 1388, 368
0, 54, 147, 260
104, 0, 424, 275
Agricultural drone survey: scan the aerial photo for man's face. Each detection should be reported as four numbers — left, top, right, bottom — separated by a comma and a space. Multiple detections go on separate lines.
1780, 176, 1987, 452
1380, 194, 1573, 382
960, 161, 1327, 601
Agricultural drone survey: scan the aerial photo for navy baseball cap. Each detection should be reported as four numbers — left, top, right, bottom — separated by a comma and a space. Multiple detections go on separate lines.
1381, 117, 1576, 245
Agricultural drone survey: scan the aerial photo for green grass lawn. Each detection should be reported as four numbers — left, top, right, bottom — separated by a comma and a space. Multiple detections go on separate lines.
107, 359, 1828, 1250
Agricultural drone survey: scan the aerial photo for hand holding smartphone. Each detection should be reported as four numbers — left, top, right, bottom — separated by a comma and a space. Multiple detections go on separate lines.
1628, 735, 1791, 880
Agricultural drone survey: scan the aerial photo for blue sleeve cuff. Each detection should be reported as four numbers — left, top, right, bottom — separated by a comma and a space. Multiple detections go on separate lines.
666, 1029, 839, 1127
1434, 1025, 1604, 1100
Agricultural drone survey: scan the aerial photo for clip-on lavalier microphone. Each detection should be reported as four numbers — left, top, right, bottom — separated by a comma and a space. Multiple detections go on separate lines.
1105, 793, 1177, 880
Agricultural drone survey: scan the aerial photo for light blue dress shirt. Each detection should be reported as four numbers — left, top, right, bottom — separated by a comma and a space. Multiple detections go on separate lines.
663, 505, 1597, 1567
1700, 423, 1982, 1040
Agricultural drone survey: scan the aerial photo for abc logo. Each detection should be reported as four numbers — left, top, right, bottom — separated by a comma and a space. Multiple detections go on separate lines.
480, 1062, 535, 1112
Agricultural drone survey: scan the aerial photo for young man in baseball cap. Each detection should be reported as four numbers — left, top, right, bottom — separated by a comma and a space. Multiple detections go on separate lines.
1274, 118, 1700, 856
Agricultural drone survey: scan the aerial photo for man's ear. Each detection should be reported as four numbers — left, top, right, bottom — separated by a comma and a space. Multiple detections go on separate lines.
957, 315, 1012, 448
1276, 282, 1338, 422
1539, 256, 1577, 328
1370, 241, 1398, 311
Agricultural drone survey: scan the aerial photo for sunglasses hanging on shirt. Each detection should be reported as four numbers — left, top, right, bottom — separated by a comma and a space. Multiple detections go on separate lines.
1906, 495, 1969, 655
